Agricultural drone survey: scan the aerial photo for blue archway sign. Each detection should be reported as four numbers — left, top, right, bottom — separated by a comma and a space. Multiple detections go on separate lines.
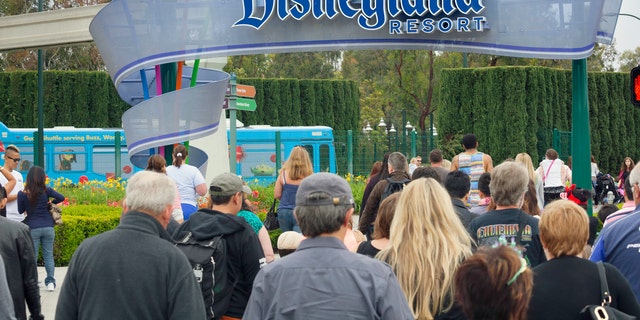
90, 0, 623, 197
90, 0, 621, 88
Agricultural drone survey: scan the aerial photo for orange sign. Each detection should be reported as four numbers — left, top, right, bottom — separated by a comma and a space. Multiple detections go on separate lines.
236, 84, 256, 98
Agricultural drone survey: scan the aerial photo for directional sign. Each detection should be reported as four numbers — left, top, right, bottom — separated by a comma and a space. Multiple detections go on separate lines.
236, 97, 257, 111
236, 84, 256, 98
225, 84, 256, 98
222, 97, 257, 111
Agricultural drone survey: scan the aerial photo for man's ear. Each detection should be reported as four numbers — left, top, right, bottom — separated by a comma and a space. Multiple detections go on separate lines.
344, 207, 354, 227
156, 204, 172, 228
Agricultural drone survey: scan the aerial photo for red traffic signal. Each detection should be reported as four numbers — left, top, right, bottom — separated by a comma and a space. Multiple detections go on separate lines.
632, 66, 640, 107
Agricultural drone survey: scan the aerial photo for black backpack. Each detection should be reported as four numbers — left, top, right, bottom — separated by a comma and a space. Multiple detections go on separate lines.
380, 177, 410, 202
176, 232, 233, 320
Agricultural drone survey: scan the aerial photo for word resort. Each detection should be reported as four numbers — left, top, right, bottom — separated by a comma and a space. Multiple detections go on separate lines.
235, 0, 486, 31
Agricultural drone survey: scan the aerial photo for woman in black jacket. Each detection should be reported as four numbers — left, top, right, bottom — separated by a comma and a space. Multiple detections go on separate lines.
528, 200, 640, 320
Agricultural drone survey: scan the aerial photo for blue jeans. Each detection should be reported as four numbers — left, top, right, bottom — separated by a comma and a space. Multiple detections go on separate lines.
277, 208, 300, 233
31, 227, 55, 286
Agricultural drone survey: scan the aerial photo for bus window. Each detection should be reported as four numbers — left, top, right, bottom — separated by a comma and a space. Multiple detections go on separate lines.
319, 144, 331, 172
93, 147, 135, 178
13, 145, 34, 175
54, 147, 86, 172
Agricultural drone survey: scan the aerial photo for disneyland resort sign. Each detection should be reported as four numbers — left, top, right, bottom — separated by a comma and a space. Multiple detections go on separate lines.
89, 0, 618, 175
235, 0, 487, 34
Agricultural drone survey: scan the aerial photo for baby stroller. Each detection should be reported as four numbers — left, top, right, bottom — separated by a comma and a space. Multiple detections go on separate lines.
594, 173, 621, 205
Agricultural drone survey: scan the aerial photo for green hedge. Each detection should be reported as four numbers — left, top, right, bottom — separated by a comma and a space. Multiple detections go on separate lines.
438, 67, 640, 174
52, 205, 121, 266
51, 180, 366, 266
0, 71, 360, 132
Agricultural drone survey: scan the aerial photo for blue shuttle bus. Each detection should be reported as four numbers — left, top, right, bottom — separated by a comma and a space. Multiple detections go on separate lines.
231, 126, 336, 184
0, 123, 135, 182
0, 122, 336, 184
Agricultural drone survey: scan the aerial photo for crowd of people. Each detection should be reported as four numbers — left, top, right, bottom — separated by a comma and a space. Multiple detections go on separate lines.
2, 135, 640, 320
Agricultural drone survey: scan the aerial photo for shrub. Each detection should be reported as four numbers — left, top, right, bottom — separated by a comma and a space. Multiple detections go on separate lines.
52, 205, 121, 266
46, 175, 366, 266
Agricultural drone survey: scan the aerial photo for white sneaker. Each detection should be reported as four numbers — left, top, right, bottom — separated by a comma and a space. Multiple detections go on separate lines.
46, 283, 55, 292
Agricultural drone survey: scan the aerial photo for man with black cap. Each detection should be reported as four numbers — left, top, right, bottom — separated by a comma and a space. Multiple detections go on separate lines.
173, 172, 264, 320
243, 172, 413, 320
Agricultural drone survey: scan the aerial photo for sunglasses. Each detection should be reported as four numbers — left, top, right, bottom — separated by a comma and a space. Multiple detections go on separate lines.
6, 156, 20, 163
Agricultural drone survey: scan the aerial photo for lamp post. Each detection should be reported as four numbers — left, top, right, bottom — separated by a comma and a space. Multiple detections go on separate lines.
389, 123, 397, 151
405, 121, 413, 157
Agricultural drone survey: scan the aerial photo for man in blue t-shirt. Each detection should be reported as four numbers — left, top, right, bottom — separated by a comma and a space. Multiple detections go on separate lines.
591, 164, 640, 301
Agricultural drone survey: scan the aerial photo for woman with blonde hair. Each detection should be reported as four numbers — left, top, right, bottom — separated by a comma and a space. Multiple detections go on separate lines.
274, 146, 313, 232
515, 153, 544, 211
377, 178, 473, 319
528, 200, 640, 319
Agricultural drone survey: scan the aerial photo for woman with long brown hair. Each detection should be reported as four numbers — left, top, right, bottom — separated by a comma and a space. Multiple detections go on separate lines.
18, 166, 65, 291
618, 157, 635, 189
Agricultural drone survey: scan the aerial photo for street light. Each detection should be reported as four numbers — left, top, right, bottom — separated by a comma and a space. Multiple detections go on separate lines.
378, 118, 387, 133
405, 121, 413, 131
362, 121, 373, 134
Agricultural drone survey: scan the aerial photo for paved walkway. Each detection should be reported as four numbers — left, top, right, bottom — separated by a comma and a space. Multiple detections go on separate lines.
38, 266, 67, 319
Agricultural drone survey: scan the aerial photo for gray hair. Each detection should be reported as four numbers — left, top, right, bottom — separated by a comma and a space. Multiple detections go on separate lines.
490, 162, 528, 206
295, 192, 351, 237
629, 164, 640, 189
124, 171, 176, 216
388, 152, 408, 172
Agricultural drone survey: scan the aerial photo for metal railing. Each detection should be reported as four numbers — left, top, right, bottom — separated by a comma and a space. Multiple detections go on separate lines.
334, 130, 437, 176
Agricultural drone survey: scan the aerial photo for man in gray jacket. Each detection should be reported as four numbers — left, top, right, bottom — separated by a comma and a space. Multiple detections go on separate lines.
0, 184, 43, 320
243, 173, 413, 319
56, 171, 206, 320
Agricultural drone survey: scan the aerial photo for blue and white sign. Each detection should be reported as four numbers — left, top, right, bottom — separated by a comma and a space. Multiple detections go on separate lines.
91, 0, 616, 88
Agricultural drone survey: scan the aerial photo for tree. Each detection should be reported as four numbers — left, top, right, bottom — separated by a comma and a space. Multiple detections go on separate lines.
588, 43, 618, 72
619, 47, 640, 72
224, 54, 269, 78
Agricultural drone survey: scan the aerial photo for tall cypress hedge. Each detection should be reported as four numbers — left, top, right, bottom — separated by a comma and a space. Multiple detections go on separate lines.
438, 67, 639, 175
0, 72, 360, 131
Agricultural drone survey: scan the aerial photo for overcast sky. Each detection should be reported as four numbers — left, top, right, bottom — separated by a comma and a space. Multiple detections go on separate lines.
614, 0, 640, 54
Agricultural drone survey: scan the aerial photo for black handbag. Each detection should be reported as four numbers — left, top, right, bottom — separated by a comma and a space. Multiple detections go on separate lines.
580, 262, 636, 320
263, 199, 280, 231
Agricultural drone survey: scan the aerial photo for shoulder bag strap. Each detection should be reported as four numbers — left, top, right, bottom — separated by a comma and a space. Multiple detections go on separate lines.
597, 262, 612, 307
543, 159, 556, 182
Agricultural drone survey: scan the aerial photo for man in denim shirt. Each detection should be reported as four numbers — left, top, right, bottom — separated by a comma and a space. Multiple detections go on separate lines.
591, 164, 640, 301
243, 173, 413, 320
